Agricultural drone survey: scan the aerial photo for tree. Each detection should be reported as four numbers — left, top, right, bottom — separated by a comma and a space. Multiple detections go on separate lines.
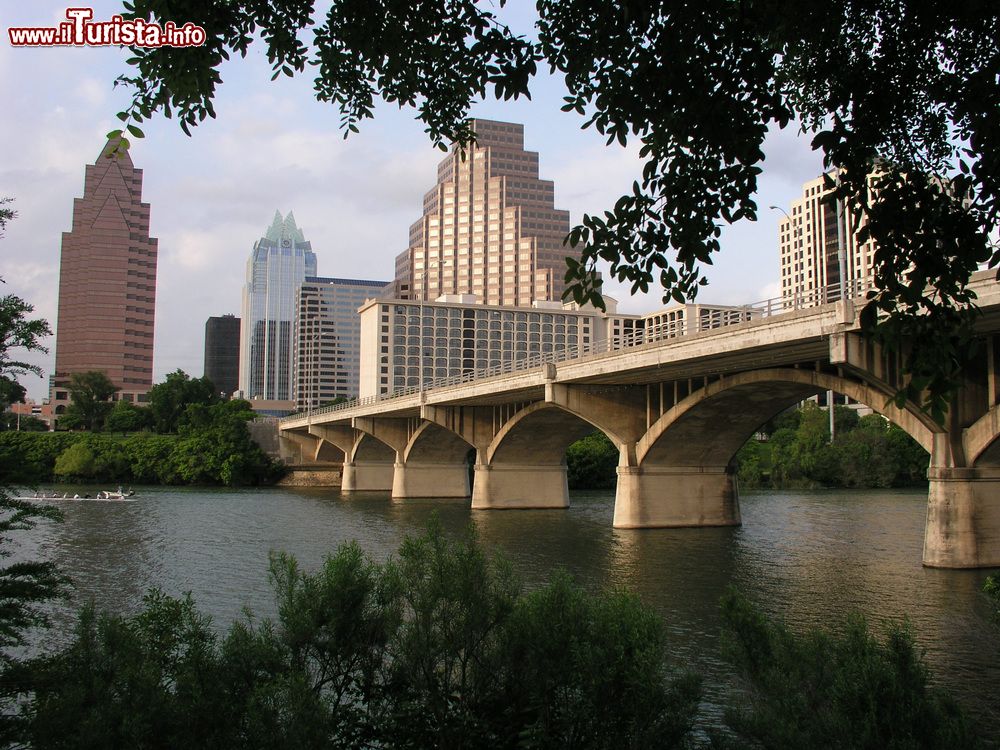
0, 197, 14, 240
147, 369, 219, 434
104, 399, 149, 434
62, 371, 118, 432
53, 442, 97, 480
566, 431, 618, 489
0, 294, 51, 413
0, 203, 67, 743
22, 524, 700, 748
718, 590, 981, 749
110, 2, 999, 419
0, 413, 47, 432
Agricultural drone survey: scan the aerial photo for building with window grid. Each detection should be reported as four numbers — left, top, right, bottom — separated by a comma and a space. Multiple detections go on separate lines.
50, 138, 158, 415
358, 297, 761, 398
239, 211, 317, 401
203, 314, 241, 398
294, 276, 391, 410
778, 171, 876, 304
359, 299, 604, 398
393, 119, 572, 306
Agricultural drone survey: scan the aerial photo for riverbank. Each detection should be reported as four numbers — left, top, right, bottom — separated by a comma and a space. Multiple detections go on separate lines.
0, 429, 282, 487
15, 485, 998, 739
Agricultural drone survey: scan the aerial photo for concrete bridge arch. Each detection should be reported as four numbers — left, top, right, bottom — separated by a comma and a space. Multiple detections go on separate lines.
616, 368, 939, 529
637, 368, 937, 469
472, 401, 615, 510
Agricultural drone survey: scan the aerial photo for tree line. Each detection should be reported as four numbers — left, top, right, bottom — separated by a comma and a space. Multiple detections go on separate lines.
565, 403, 929, 492
0, 369, 283, 487
0, 399, 281, 488
734, 402, 929, 489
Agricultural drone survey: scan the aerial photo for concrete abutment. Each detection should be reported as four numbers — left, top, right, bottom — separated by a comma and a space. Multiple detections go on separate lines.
341, 461, 394, 493
392, 462, 470, 499
613, 466, 741, 528
923, 467, 1000, 568
471, 463, 569, 509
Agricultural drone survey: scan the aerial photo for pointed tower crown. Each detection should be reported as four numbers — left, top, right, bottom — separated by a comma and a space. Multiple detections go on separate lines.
264, 210, 306, 244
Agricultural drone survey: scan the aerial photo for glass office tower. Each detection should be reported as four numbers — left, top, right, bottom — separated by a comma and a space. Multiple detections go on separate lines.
239, 211, 317, 400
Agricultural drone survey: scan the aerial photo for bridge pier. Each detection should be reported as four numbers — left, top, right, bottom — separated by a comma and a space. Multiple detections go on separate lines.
923, 467, 1000, 568
613, 466, 741, 528
392, 462, 470, 499
341, 461, 394, 493
471, 463, 569, 509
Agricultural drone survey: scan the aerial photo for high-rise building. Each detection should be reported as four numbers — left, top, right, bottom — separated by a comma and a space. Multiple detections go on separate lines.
51, 139, 158, 411
358, 298, 606, 398
239, 211, 317, 401
357, 297, 759, 398
204, 314, 241, 398
294, 277, 391, 410
393, 119, 571, 306
778, 171, 876, 304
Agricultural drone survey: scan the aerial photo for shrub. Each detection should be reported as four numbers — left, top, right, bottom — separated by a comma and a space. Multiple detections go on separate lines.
23, 524, 701, 749
718, 590, 981, 749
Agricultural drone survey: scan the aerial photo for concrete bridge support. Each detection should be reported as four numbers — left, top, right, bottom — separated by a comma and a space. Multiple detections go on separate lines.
355, 417, 475, 500
471, 463, 569, 509
923, 467, 1000, 568
613, 466, 740, 528
392, 462, 471, 499
341, 460, 395, 492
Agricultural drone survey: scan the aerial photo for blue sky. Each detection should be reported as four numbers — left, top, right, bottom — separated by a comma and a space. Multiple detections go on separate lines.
1, 1, 824, 401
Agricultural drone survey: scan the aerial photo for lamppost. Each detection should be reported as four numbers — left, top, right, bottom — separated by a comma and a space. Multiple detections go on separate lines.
416, 259, 450, 396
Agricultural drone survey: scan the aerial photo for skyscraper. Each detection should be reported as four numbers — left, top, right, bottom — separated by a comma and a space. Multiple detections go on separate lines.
778, 171, 876, 304
204, 314, 241, 398
393, 119, 571, 306
294, 277, 391, 410
239, 211, 317, 401
51, 139, 158, 408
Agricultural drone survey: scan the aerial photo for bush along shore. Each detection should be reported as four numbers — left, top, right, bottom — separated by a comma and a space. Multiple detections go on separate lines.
5, 523, 986, 749
566, 403, 929, 492
0, 400, 283, 487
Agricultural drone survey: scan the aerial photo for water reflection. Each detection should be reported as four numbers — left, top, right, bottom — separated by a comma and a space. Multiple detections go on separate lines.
14, 484, 1000, 736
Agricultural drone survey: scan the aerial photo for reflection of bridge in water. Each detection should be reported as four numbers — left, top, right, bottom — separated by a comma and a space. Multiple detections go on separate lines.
277, 272, 1000, 569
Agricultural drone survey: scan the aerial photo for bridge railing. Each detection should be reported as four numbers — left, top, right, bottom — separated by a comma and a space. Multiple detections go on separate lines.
282, 278, 874, 424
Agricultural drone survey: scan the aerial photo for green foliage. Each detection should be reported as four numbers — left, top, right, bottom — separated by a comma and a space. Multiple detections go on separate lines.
718, 590, 981, 749
64, 371, 118, 431
0, 293, 51, 385
27, 592, 223, 749
0, 197, 14, 239
0, 201, 68, 744
0, 432, 78, 485
740, 404, 930, 490
104, 399, 150, 434
985, 576, 1000, 625
22, 524, 700, 749
0, 422, 281, 488
0, 412, 47, 432
735, 439, 765, 488
53, 442, 97, 480
113, 3, 1000, 416
147, 369, 220, 434
566, 431, 618, 490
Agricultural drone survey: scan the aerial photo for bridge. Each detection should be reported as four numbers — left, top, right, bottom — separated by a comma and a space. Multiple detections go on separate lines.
277, 271, 1000, 569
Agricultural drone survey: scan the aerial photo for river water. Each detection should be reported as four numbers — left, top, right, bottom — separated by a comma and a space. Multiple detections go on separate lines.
16, 486, 1000, 737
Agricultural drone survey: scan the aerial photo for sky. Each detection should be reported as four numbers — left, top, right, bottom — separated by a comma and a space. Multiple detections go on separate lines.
0, 1, 825, 401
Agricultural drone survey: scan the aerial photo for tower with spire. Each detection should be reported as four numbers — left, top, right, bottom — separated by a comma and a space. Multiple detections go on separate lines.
239, 211, 317, 401
51, 139, 159, 413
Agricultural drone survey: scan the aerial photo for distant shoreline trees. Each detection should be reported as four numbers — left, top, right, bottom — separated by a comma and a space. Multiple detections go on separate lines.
566, 403, 929, 492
